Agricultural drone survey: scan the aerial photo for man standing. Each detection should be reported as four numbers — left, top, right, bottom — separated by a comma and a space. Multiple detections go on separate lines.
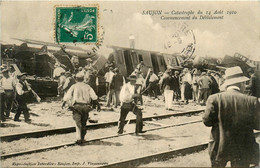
0, 69, 16, 118
14, 73, 32, 122
135, 71, 145, 105
118, 75, 145, 135
57, 71, 66, 97
160, 68, 174, 110
110, 68, 124, 108
63, 71, 76, 94
192, 69, 200, 103
203, 66, 260, 167
207, 71, 220, 95
63, 72, 101, 144
247, 68, 260, 98
147, 70, 159, 99
181, 68, 192, 104
172, 71, 181, 101
105, 67, 114, 106
197, 72, 212, 105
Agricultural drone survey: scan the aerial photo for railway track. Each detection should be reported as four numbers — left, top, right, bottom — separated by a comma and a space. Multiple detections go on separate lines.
2, 117, 258, 167
1, 119, 202, 159
0, 109, 204, 142
100, 131, 260, 168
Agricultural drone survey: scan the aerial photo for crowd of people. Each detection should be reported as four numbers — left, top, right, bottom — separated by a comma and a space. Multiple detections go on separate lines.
1, 58, 260, 167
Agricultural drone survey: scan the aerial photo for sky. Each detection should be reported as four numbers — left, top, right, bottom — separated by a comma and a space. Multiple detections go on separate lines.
1, 1, 260, 60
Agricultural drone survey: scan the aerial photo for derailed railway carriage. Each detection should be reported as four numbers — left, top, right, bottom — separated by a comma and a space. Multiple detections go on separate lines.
106, 45, 186, 77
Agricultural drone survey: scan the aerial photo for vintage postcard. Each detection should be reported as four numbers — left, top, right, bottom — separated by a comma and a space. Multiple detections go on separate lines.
1, 1, 260, 168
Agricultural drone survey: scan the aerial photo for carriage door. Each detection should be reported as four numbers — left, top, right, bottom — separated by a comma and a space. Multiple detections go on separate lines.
151, 54, 160, 74
123, 50, 134, 76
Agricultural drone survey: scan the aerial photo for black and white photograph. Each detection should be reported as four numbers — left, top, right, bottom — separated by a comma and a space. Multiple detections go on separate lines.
0, 1, 260, 167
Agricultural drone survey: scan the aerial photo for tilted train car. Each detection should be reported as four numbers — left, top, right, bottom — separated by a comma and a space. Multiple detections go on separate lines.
104, 45, 185, 77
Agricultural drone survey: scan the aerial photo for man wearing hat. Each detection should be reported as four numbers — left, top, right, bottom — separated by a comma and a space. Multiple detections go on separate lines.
63, 72, 101, 144
14, 72, 32, 122
203, 66, 260, 167
118, 75, 145, 135
0, 68, 16, 119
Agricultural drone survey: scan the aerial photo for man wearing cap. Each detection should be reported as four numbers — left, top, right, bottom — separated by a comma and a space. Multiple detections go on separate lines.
110, 68, 124, 108
0, 68, 16, 119
85, 58, 94, 70
14, 73, 32, 122
203, 66, 260, 167
53, 63, 66, 80
118, 75, 145, 135
63, 72, 101, 144
197, 71, 212, 105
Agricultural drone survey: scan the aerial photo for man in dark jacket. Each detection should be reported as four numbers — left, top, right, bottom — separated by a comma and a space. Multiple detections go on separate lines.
207, 71, 220, 95
172, 71, 181, 101
160, 68, 174, 110
203, 66, 260, 167
247, 68, 260, 98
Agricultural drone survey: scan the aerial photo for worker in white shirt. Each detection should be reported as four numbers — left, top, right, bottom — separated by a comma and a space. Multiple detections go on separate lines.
53, 63, 66, 80
0, 68, 16, 118
105, 67, 115, 107
118, 75, 145, 135
146, 70, 159, 99
63, 72, 101, 144
135, 71, 145, 105
14, 73, 32, 122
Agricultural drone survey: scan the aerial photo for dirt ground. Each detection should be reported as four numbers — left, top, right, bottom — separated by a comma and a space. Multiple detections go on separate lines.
141, 134, 260, 167
2, 122, 211, 167
0, 95, 205, 136
1, 114, 203, 154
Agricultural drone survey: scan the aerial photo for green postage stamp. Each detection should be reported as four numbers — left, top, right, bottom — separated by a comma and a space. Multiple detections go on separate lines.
55, 5, 99, 43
